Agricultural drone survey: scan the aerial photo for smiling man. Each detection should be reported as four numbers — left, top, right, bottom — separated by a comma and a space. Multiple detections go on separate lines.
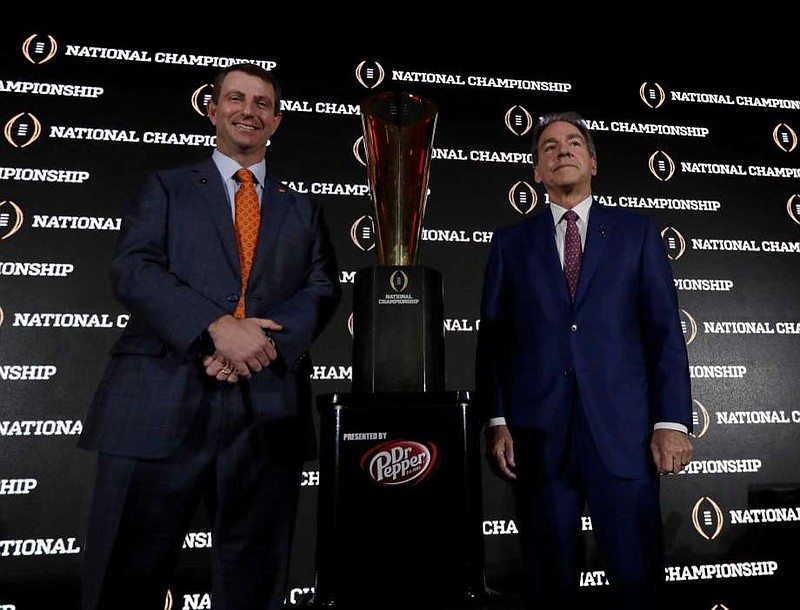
79, 63, 341, 610
476, 111, 692, 610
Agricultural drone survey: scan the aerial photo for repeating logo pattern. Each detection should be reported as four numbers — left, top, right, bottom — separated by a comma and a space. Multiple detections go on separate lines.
680, 309, 698, 345
350, 215, 375, 251
22, 33, 58, 65
773, 123, 798, 153
661, 226, 686, 260
355, 60, 385, 89
787, 194, 800, 226
352, 136, 367, 166
191, 84, 214, 117
639, 82, 666, 109
0, 200, 25, 240
649, 150, 676, 181
692, 496, 724, 540
504, 105, 533, 136
4, 112, 42, 148
508, 181, 538, 215
692, 399, 711, 439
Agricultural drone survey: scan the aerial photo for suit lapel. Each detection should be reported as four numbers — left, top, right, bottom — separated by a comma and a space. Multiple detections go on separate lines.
191, 159, 240, 273
574, 199, 614, 305
251, 178, 291, 273
530, 211, 571, 306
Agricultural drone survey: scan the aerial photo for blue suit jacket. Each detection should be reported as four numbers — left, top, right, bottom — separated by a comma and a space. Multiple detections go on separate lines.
79, 158, 341, 459
476, 201, 692, 479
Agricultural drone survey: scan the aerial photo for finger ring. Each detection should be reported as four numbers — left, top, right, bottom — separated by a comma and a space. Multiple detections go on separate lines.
221, 368, 232, 375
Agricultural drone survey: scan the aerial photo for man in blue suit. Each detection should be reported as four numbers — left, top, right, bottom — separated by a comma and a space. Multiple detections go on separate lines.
78, 63, 341, 610
476, 111, 693, 609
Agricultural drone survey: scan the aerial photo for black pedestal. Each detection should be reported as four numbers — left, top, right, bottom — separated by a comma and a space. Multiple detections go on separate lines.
351, 266, 445, 394
309, 391, 490, 609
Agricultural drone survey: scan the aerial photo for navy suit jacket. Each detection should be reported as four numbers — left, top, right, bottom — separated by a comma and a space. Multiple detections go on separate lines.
476, 201, 692, 479
79, 158, 341, 460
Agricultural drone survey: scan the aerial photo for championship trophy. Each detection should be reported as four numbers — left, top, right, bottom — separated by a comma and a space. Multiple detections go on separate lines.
351, 91, 444, 394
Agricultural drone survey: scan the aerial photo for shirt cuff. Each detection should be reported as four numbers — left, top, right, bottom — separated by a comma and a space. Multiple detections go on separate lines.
654, 421, 688, 434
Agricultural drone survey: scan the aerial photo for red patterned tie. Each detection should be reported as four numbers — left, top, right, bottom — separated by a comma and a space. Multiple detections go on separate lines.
233, 168, 260, 318
563, 209, 582, 301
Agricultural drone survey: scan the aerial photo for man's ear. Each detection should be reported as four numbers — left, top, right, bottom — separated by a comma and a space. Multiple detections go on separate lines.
207, 101, 218, 126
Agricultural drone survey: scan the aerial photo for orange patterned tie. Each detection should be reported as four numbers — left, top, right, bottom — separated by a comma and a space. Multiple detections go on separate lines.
233, 168, 260, 318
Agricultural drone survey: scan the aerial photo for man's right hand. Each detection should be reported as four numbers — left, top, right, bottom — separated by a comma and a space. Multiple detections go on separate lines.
206, 315, 283, 378
485, 424, 516, 480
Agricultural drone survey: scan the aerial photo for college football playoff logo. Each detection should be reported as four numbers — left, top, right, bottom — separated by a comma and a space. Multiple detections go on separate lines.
191, 84, 214, 117
389, 269, 409, 293
661, 226, 686, 261
691, 496, 724, 540
0, 200, 25, 240
352, 136, 367, 166
508, 181, 538, 215
649, 150, 676, 181
504, 105, 533, 136
773, 123, 798, 153
787, 194, 800, 226
679, 309, 697, 346
692, 399, 710, 439
22, 33, 58, 65
639, 82, 666, 109
5, 112, 42, 148
350, 214, 375, 251
355, 60, 385, 89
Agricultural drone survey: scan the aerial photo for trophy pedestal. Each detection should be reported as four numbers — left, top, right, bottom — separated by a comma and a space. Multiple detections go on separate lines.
308, 391, 492, 609
352, 266, 444, 394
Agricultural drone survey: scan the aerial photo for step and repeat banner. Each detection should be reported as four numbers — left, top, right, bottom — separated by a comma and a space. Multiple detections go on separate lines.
1, 30, 799, 610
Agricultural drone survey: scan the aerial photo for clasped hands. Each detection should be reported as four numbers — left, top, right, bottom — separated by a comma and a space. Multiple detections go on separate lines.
203, 314, 282, 384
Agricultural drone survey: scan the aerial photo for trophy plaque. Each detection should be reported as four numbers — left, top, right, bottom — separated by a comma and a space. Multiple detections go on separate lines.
351, 91, 444, 394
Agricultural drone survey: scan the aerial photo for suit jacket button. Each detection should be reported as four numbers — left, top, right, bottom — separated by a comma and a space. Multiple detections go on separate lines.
226, 294, 239, 302
564, 367, 574, 376
570, 324, 578, 332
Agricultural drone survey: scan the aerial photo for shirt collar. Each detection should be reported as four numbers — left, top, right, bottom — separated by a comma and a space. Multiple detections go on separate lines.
549, 195, 593, 225
212, 149, 267, 186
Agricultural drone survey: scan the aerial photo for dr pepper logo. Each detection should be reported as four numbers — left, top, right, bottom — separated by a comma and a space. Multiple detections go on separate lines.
360, 439, 438, 486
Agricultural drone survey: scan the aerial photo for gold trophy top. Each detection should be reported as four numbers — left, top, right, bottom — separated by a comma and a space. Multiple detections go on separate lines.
360, 91, 438, 266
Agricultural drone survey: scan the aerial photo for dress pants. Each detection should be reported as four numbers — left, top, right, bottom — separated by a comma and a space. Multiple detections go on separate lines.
82, 383, 303, 610
512, 394, 664, 610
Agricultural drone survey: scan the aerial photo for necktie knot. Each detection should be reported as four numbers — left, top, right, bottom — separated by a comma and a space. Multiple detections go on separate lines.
235, 168, 255, 185
563, 209, 578, 223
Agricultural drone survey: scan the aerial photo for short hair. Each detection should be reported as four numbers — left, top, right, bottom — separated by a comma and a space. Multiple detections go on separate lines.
530, 111, 596, 167
210, 63, 282, 115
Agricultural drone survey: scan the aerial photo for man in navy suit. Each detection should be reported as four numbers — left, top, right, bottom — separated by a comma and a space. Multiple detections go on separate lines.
78, 63, 341, 610
476, 111, 693, 609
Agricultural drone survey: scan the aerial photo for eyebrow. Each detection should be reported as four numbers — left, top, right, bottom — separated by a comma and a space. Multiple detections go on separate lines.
539, 132, 585, 148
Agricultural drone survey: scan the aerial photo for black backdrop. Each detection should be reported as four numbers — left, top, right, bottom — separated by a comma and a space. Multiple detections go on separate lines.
1, 30, 799, 610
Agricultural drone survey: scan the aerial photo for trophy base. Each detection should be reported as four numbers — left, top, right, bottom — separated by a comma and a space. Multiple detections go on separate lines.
351, 266, 444, 394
